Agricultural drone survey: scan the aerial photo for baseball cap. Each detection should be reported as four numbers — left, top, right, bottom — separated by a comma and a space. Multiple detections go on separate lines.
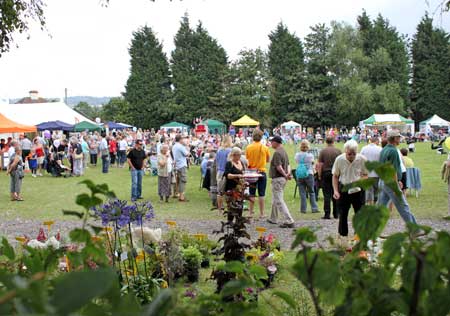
387, 130, 401, 138
270, 136, 283, 144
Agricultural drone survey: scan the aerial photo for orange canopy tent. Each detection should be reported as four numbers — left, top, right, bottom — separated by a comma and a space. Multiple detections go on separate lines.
0, 113, 36, 133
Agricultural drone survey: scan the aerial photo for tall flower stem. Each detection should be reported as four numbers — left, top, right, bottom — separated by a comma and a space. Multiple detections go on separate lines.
140, 222, 150, 283
128, 223, 140, 282
116, 222, 130, 287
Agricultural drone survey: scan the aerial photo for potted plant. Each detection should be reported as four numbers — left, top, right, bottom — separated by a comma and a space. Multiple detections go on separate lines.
181, 246, 203, 283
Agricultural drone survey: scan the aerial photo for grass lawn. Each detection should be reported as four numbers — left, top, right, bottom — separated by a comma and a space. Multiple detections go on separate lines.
0, 142, 448, 221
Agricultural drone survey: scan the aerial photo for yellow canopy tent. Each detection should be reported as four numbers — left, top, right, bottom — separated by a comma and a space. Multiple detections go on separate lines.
232, 115, 259, 126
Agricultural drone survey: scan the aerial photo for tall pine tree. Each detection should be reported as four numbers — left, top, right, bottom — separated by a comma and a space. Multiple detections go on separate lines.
124, 26, 172, 129
268, 22, 305, 124
411, 15, 450, 121
171, 15, 228, 123
299, 23, 336, 127
222, 48, 271, 125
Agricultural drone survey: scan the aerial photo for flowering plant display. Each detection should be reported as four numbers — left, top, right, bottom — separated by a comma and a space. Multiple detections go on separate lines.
92, 199, 155, 228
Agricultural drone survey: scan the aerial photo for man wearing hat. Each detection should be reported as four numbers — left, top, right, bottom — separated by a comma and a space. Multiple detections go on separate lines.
378, 130, 417, 223
267, 136, 295, 228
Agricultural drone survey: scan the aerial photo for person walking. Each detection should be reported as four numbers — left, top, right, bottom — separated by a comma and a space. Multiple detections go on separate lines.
215, 135, 233, 211
245, 130, 270, 219
267, 136, 295, 228
127, 139, 147, 201
378, 130, 417, 224
7, 147, 25, 201
99, 133, 110, 174
19, 134, 32, 161
172, 135, 189, 202
318, 137, 341, 219
117, 136, 128, 167
157, 144, 172, 203
332, 140, 368, 237
360, 137, 382, 205
295, 140, 319, 214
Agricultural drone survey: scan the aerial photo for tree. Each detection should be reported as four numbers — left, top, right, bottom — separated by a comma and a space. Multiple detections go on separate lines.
411, 15, 450, 121
124, 25, 172, 129
222, 48, 271, 125
296, 23, 336, 127
100, 97, 132, 123
0, 0, 46, 56
357, 12, 410, 104
267, 22, 305, 124
171, 15, 228, 123
73, 101, 101, 120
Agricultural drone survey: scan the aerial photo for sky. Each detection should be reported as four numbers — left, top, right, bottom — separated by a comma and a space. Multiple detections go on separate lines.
0, 0, 448, 100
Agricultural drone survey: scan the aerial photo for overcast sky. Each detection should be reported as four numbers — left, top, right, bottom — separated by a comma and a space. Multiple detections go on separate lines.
0, 0, 448, 100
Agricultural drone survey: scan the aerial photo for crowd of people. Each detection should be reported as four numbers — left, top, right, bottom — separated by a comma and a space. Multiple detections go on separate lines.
1, 123, 449, 237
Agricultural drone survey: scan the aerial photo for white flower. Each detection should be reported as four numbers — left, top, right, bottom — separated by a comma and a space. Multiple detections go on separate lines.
45, 236, 60, 249
27, 239, 46, 249
267, 265, 277, 274
132, 227, 162, 245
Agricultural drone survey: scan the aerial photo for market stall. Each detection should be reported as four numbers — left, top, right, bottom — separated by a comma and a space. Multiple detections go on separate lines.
74, 121, 103, 132
205, 119, 227, 134
361, 114, 415, 134
231, 115, 259, 126
36, 120, 74, 132
419, 115, 450, 132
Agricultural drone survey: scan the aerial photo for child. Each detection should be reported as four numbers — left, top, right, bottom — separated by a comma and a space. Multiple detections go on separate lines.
28, 150, 38, 178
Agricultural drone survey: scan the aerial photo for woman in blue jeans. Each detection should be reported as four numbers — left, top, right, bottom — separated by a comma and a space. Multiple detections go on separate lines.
295, 140, 318, 213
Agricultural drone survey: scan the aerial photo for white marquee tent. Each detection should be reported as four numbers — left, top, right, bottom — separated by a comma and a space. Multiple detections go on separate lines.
0, 102, 93, 126
281, 120, 301, 129
419, 114, 450, 130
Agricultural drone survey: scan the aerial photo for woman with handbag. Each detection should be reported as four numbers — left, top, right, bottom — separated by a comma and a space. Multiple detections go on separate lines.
7, 148, 25, 201
71, 137, 83, 176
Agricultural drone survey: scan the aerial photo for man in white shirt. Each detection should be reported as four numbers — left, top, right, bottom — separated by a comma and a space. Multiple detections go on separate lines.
332, 140, 368, 237
360, 137, 382, 204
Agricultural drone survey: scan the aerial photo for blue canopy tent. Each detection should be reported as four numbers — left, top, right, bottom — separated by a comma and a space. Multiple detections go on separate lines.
106, 121, 128, 130
36, 120, 74, 132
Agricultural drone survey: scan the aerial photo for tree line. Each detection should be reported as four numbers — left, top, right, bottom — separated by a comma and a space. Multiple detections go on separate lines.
82, 12, 450, 129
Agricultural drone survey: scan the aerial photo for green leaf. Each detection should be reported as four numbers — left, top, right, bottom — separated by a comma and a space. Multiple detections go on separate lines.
1, 237, 15, 260
62, 210, 84, 219
89, 225, 104, 235
223, 261, 244, 274
220, 279, 252, 297
353, 205, 389, 245
70, 228, 91, 242
272, 291, 296, 309
248, 264, 268, 280
342, 178, 377, 192
380, 232, 407, 266
291, 227, 317, 249
144, 289, 175, 316
51, 268, 116, 315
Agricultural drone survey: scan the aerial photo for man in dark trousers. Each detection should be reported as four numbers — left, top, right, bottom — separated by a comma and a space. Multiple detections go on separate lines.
318, 137, 341, 219
127, 139, 147, 201
378, 130, 417, 224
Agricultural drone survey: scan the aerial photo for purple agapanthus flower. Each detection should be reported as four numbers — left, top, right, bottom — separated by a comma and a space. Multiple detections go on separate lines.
91, 199, 155, 228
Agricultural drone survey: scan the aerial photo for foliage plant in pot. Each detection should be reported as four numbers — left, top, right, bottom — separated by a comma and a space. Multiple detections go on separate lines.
181, 246, 203, 283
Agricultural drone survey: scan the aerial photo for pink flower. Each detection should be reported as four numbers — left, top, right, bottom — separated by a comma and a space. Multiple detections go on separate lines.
265, 233, 274, 244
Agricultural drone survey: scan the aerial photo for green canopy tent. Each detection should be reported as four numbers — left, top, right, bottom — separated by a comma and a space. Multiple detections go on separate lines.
74, 121, 103, 132
160, 121, 190, 132
205, 119, 226, 134
362, 114, 415, 134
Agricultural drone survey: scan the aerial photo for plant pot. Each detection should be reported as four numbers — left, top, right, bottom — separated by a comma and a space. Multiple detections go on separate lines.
201, 258, 210, 268
186, 268, 199, 283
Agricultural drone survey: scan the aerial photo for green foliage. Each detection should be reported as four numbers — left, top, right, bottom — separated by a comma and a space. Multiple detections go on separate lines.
0, 0, 46, 56
222, 48, 271, 125
74, 101, 102, 121
181, 246, 203, 268
100, 97, 133, 124
124, 25, 172, 129
268, 22, 305, 124
411, 14, 450, 122
171, 14, 228, 124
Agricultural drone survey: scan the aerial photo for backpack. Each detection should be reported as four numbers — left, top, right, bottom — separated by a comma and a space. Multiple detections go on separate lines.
295, 154, 309, 179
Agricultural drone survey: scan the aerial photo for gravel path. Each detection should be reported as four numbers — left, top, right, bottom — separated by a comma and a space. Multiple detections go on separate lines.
2, 217, 450, 248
